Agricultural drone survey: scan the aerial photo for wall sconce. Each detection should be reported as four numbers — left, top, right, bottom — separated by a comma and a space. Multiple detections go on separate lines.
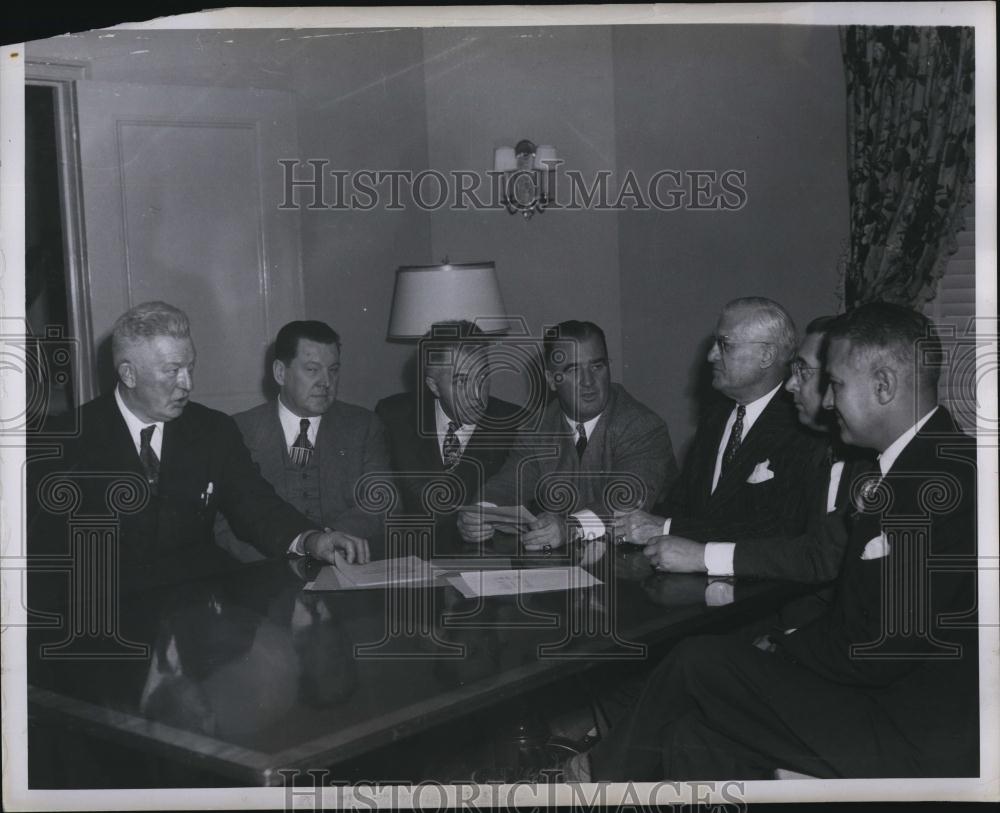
493, 139, 558, 220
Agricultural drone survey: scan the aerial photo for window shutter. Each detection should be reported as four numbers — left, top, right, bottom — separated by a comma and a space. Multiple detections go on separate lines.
924, 209, 977, 434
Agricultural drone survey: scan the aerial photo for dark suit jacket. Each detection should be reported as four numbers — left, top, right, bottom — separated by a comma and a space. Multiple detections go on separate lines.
375, 391, 525, 553
780, 407, 978, 774
215, 399, 390, 561
733, 447, 874, 584
665, 389, 827, 541
28, 392, 316, 591
482, 383, 678, 520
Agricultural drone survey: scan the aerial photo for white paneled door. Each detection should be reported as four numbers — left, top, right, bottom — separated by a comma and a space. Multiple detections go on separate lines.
74, 81, 304, 414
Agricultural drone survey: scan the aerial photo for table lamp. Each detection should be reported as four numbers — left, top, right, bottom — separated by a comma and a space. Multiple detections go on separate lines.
386, 261, 509, 338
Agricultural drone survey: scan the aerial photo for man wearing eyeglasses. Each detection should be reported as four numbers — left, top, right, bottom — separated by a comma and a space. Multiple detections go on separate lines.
614, 298, 826, 574
640, 316, 874, 602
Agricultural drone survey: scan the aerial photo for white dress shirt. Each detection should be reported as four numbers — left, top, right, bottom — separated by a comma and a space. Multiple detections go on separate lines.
277, 396, 323, 451
114, 386, 164, 458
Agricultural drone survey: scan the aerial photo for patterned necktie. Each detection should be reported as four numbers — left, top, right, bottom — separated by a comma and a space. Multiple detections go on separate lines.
139, 424, 160, 495
721, 404, 746, 474
289, 418, 314, 467
442, 421, 461, 469
576, 422, 588, 459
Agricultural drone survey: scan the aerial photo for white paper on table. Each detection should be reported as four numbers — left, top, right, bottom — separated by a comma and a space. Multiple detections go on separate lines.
452, 566, 602, 598
305, 555, 434, 591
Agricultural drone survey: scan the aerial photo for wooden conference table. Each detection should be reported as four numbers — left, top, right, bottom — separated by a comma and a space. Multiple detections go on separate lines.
27, 538, 802, 787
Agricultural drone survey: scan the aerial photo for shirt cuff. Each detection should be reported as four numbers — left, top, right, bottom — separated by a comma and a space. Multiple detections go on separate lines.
571, 509, 606, 541
704, 542, 736, 577
662, 517, 672, 535
289, 531, 309, 557
705, 579, 735, 606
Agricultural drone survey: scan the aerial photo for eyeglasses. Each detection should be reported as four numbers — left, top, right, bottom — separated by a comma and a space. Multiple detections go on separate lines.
712, 335, 772, 355
790, 360, 821, 383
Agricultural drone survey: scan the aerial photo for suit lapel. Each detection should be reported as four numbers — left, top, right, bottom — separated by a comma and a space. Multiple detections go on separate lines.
709, 391, 788, 503
419, 392, 446, 471
260, 403, 290, 469
317, 403, 341, 486
90, 393, 147, 476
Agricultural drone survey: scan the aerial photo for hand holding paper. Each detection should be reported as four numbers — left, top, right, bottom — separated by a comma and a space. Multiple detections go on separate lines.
304, 528, 370, 565
458, 504, 536, 541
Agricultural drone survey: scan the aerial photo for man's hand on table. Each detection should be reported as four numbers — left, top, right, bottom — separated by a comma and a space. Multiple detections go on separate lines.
612, 508, 666, 546
521, 511, 568, 552
642, 534, 707, 573
457, 507, 496, 543
304, 529, 370, 565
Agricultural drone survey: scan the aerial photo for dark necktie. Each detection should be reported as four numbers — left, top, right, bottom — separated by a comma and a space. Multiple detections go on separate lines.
139, 424, 160, 495
442, 421, 461, 469
576, 422, 588, 459
721, 404, 746, 474
289, 418, 314, 467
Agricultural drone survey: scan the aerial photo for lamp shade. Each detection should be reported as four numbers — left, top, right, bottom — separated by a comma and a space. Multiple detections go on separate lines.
387, 262, 508, 339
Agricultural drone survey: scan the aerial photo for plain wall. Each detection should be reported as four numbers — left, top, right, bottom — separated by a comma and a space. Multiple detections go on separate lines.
614, 25, 849, 450
27, 28, 434, 409
421, 26, 622, 406
28, 25, 848, 441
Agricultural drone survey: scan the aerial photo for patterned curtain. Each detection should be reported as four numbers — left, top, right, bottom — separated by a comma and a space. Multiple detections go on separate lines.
841, 26, 975, 309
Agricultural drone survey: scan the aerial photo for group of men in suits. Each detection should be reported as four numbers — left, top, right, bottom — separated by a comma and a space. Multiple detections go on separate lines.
28, 293, 978, 780
559, 301, 978, 781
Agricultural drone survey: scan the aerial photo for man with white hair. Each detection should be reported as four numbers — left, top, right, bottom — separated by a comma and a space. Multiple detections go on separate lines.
32, 301, 368, 590
570, 303, 977, 781
616, 297, 826, 575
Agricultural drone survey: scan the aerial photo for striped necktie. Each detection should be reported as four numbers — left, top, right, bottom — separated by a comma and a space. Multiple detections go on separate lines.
289, 418, 314, 467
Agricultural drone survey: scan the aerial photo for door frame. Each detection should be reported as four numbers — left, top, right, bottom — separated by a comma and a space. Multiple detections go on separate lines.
25, 57, 96, 405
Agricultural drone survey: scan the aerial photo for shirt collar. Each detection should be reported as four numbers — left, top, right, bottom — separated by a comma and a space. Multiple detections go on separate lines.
563, 411, 603, 439
734, 382, 782, 428
878, 406, 938, 477
114, 385, 164, 453
277, 396, 323, 448
434, 399, 476, 434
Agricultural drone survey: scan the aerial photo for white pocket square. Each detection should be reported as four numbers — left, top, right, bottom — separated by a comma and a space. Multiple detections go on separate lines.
860, 533, 891, 561
746, 459, 775, 484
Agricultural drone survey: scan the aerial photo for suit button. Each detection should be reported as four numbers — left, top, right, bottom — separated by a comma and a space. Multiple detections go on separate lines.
302, 473, 308, 480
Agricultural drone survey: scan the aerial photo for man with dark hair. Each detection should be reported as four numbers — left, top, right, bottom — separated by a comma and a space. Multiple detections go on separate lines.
215, 319, 390, 561
643, 315, 871, 590
568, 302, 977, 781
30, 303, 368, 593
615, 297, 826, 562
375, 321, 526, 554
458, 320, 678, 550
